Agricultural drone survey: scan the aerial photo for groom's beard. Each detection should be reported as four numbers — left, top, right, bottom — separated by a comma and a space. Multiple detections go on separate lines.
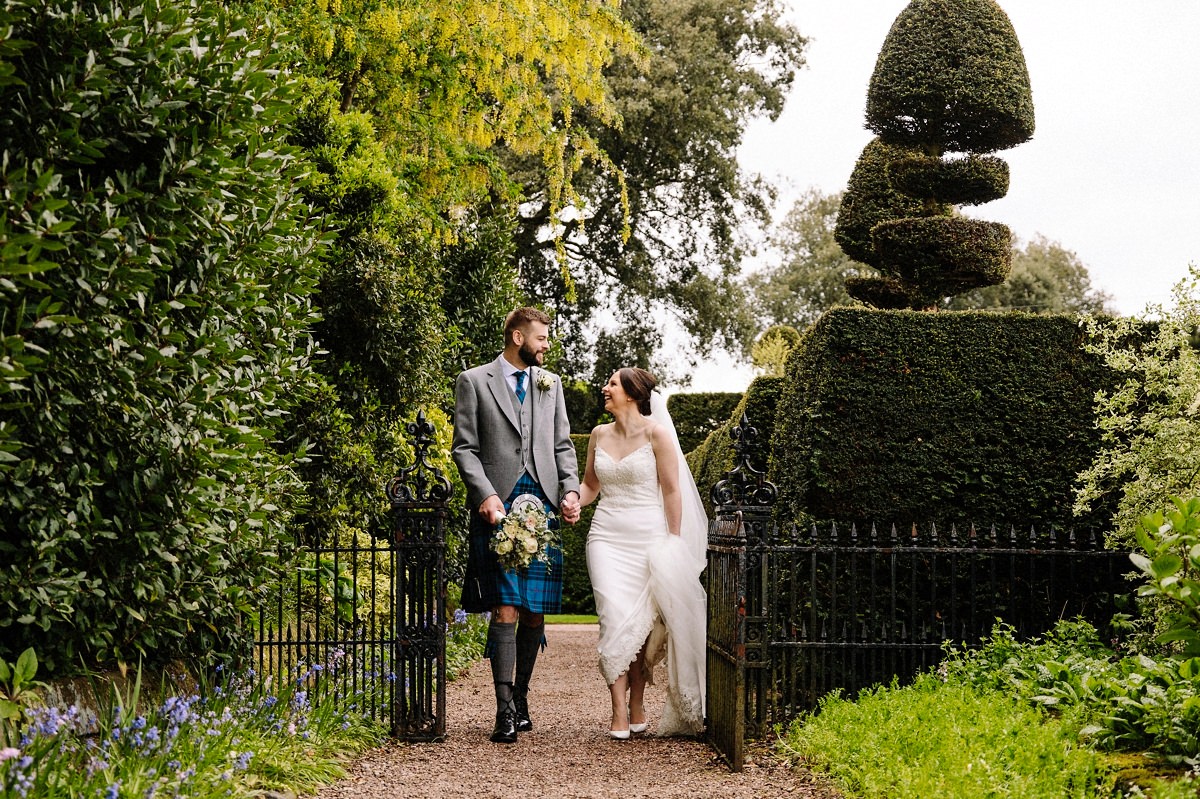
518, 343, 542, 367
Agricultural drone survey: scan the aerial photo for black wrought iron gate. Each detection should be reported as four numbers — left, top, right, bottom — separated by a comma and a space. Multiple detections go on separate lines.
386, 412, 451, 740
251, 410, 450, 741
705, 414, 776, 771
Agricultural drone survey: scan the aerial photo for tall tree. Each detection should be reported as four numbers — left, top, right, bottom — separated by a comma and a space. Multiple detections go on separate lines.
259, 0, 644, 545
508, 0, 808, 380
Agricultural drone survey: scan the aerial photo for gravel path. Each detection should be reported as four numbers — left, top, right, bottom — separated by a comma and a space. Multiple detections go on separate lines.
314, 624, 842, 799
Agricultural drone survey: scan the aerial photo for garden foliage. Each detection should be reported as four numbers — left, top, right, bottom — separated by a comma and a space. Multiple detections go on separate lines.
0, 0, 324, 674
0, 651, 385, 798
781, 674, 1112, 799
1076, 266, 1200, 548
772, 308, 1117, 527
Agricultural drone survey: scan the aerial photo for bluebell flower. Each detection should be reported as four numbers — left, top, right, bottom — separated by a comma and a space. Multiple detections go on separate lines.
105, 781, 121, 799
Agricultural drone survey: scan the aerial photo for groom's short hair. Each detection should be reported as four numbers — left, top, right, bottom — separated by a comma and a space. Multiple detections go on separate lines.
504, 307, 551, 344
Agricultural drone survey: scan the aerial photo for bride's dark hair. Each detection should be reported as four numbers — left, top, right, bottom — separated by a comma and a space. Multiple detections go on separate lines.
618, 367, 657, 416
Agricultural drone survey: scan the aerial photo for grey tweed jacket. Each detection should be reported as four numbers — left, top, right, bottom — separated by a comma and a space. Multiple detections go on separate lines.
451, 354, 580, 509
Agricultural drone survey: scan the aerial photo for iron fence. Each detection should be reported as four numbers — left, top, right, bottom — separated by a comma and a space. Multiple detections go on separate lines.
249, 411, 450, 740
704, 414, 1131, 770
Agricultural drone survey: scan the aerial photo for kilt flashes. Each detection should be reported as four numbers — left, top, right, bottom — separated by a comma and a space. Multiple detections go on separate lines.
462, 472, 563, 614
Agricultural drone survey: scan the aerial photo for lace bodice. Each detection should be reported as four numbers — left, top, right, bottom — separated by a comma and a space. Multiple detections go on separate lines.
595, 442, 661, 508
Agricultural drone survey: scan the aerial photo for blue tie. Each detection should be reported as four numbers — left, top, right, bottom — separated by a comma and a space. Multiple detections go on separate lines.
515, 371, 527, 403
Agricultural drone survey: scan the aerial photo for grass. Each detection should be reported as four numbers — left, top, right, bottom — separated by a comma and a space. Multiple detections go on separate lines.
779, 673, 1116, 799
546, 614, 598, 624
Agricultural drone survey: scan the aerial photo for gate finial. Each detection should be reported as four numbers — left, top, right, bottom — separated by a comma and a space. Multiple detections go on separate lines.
711, 413, 777, 508
387, 410, 453, 506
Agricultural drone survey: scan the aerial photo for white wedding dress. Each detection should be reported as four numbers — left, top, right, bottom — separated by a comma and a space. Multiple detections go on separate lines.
587, 438, 707, 736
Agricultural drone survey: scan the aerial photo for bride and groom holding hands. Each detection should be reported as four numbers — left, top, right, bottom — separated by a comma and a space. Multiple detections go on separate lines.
451, 307, 708, 744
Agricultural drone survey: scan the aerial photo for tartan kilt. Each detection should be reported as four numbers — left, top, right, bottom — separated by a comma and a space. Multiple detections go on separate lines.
462, 473, 563, 614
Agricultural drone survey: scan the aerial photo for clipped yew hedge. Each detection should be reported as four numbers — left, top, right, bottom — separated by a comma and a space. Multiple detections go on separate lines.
866, 0, 1034, 153
668, 392, 744, 454
771, 308, 1118, 528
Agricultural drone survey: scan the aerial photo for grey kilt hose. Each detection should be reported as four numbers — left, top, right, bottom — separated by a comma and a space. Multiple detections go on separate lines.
462, 473, 563, 614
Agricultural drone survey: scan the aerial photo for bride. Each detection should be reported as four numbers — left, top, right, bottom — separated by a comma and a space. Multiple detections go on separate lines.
578, 367, 708, 739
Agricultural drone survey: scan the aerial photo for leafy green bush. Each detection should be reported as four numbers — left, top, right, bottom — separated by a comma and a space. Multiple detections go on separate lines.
1133, 497, 1200, 657
0, 0, 324, 675
940, 619, 1200, 766
0, 648, 44, 748
1077, 269, 1200, 549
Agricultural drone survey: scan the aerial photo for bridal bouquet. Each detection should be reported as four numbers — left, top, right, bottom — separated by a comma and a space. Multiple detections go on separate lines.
491, 494, 555, 572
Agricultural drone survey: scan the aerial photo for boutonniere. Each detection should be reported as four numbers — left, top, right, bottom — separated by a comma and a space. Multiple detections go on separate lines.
535, 372, 555, 393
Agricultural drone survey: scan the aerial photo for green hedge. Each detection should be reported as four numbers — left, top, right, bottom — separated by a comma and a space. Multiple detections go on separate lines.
560, 434, 596, 614
0, 0, 322, 675
874, 217, 1012, 295
668, 392, 744, 454
771, 308, 1117, 528
688, 377, 786, 516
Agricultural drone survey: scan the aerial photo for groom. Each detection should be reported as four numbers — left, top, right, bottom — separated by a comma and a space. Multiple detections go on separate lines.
452, 306, 581, 744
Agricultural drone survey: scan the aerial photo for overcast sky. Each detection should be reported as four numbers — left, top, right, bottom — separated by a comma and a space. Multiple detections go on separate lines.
684, 0, 1200, 392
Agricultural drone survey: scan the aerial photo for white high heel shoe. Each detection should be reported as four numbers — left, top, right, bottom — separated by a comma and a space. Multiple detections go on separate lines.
628, 705, 647, 734
608, 727, 630, 740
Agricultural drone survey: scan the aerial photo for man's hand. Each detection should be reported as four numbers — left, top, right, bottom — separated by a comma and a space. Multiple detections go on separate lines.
559, 491, 581, 524
479, 495, 505, 525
